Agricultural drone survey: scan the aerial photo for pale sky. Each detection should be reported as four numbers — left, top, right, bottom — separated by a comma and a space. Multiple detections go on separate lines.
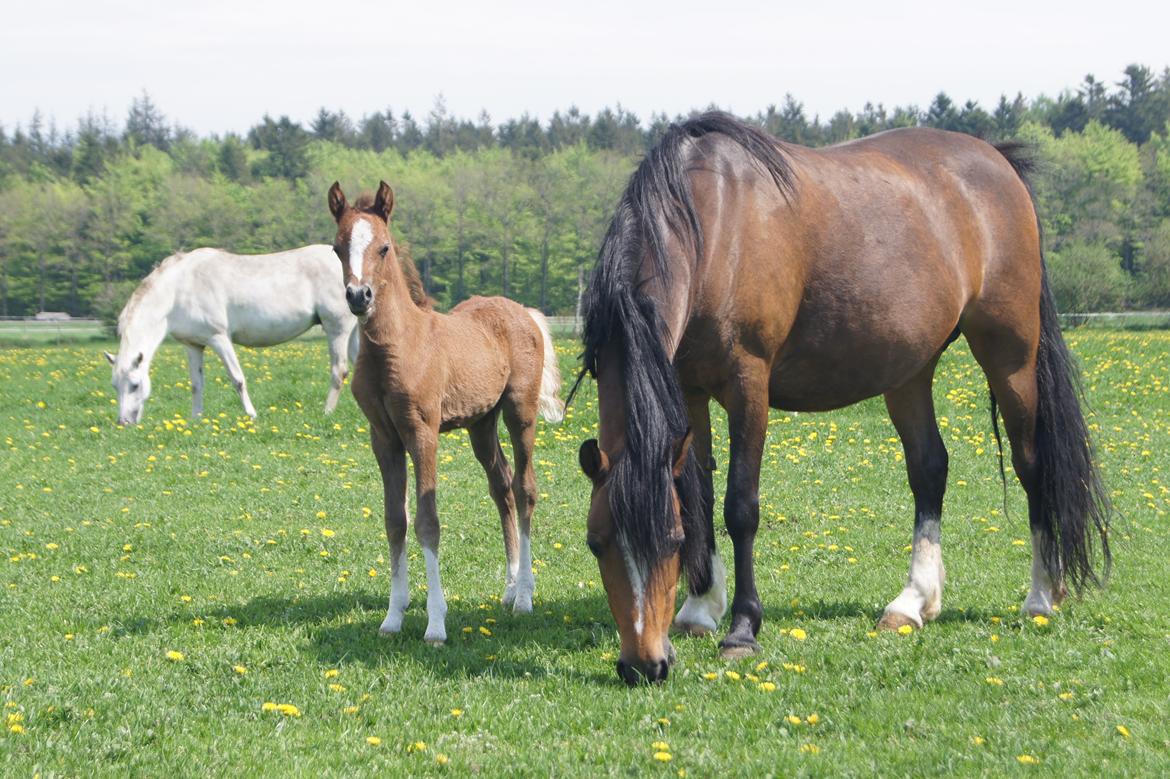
3, 0, 1168, 137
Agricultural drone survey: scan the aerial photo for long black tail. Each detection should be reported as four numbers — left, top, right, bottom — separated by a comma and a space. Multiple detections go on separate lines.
1032, 267, 1112, 590
576, 112, 794, 597
994, 141, 1112, 592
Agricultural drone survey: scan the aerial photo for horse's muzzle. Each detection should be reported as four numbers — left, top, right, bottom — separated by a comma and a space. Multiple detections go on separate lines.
616, 657, 671, 686
346, 284, 373, 315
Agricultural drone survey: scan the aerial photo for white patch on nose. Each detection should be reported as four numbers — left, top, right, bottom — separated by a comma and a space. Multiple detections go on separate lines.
348, 219, 373, 282
620, 541, 646, 637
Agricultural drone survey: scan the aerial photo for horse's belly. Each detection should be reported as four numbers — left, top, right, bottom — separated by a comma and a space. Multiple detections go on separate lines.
768, 341, 940, 412
230, 310, 317, 347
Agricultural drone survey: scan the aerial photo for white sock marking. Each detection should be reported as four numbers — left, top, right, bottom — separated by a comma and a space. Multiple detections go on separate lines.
422, 547, 447, 643
674, 553, 727, 633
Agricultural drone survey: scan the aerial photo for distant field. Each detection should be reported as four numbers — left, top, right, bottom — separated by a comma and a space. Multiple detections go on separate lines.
1, 333, 1167, 775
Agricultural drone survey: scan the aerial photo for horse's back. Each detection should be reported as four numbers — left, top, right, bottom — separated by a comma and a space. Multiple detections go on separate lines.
682, 127, 1040, 411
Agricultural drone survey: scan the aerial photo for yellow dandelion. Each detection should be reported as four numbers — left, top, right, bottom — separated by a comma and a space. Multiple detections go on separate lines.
971, 735, 986, 746
806, 713, 819, 725
165, 650, 185, 662
275, 704, 300, 717
261, 702, 278, 712
1017, 754, 1039, 765
786, 715, 802, 726
759, 682, 776, 693
435, 754, 449, 766
702, 672, 719, 681
897, 624, 914, 635
324, 669, 340, 678
1116, 724, 1131, 739
366, 736, 382, 746
725, 670, 741, 682
1032, 615, 1050, 627
1058, 691, 1073, 701
789, 628, 808, 641
799, 743, 820, 754
408, 740, 427, 752
450, 708, 463, 718
233, 665, 247, 675
478, 626, 492, 636
652, 741, 669, 751
653, 752, 672, 762
321, 528, 335, 537
985, 676, 1004, 686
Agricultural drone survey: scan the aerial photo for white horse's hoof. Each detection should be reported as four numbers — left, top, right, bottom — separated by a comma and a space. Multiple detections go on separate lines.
512, 593, 533, 614
379, 613, 404, 635
502, 582, 518, 607
424, 628, 447, 645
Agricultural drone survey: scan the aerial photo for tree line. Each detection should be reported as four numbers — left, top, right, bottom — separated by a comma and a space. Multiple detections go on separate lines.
2, 63, 1169, 319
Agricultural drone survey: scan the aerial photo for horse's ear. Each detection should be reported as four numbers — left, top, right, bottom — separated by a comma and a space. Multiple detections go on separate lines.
579, 439, 610, 483
103, 351, 116, 366
373, 181, 395, 222
132, 352, 143, 369
327, 181, 347, 223
671, 428, 694, 479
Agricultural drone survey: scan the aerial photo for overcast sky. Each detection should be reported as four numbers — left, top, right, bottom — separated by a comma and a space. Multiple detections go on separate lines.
2, 0, 1168, 137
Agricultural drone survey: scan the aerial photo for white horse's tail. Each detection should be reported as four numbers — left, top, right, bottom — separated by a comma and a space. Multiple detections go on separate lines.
526, 308, 565, 424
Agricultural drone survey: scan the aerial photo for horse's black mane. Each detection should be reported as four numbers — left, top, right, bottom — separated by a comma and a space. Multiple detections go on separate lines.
577, 112, 795, 593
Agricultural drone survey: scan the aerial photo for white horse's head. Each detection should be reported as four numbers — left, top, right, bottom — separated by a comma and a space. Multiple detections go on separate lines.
105, 350, 151, 425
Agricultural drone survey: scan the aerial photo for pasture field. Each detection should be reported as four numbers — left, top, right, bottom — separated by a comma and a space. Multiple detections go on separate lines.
2, 331, 1168, 776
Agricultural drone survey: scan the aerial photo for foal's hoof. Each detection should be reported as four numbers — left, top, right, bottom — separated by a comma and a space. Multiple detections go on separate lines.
876, 611, 920, 632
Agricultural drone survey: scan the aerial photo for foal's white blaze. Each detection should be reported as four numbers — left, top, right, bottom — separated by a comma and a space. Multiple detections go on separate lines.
620, 541, 647, 637
1022, 531, 1059, 616
347, 219, 373, 283
883, 535, 944, 627
422, 547, 447, 643
674, 553, 728, 633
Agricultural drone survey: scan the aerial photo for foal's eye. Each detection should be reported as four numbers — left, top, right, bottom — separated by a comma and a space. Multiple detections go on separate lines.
378, 244, 389, 257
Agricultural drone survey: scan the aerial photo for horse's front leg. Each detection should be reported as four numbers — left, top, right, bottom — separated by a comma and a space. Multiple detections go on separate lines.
207, 333, 257, 418
371, 426, 410, 635
409, 424, 447, 645
322, 326, 351, 414
719, 369, 770, 658
185, 345, 205, 417
673, 390, 727, 636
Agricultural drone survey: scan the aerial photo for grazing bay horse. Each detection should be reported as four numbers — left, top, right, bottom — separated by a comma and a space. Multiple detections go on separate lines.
328, 181, 564, 644
575, 112, 1110, 685
106, 245, 359, 424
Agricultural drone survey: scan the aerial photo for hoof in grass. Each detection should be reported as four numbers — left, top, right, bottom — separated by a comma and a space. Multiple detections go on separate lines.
876, 611, 919, 632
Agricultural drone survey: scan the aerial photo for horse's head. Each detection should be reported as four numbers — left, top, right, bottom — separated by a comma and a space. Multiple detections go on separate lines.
104, 350, 150, 425
579, 430, 695, 685
327, 181, 396, 322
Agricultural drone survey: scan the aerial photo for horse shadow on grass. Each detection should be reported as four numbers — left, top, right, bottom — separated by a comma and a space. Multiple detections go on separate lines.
760, 597, 1003, 628
194, 589, 621, 683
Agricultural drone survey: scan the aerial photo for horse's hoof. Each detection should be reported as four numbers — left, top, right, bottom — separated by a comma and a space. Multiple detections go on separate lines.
876, 611, 920, 632
718, 639, 759, 660
512, 596, 533, 614
674, 622, 715, 637
425, 638, 446, 648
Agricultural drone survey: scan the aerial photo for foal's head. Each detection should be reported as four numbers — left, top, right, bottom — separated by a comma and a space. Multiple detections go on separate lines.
104, 349, 149, 426
327, 181, 397, 321
579, 430, 695, 685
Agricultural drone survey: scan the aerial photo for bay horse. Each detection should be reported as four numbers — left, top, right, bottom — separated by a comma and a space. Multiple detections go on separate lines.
328, 181, 565, 644
105, 245, 359, 424
574, 112, 1111, 685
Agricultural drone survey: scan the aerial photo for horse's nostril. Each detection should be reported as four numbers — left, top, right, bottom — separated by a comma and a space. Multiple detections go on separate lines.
616, 660, 640, 686
362, 287, 372, 302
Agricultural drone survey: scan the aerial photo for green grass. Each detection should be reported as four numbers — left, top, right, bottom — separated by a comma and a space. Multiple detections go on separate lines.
2, 332, 1168, 776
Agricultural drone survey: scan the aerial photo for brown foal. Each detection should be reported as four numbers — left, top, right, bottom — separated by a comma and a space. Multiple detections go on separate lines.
328, 181, 564, 644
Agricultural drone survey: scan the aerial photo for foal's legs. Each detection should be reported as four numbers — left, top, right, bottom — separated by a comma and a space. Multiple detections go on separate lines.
674, 391, 727, 636
408, 424, 448, 644
206, 333, 257, 418
322, 326, 351, 414
185, 345, 206, 417
371, 427, 411, 635
468, 412, 523, 609
719, 365, 770, 657
878, 359, 950, 630
502, 409, 537, 613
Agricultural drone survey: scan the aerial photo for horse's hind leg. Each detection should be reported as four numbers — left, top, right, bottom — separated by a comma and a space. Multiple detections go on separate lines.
673, 390, 726, 636
502, 408, 537, 613
185, 345, 206, 417
207, 333, 257, 418
323, 326, 351, 414
878, 359, 949, 631
468, 412, 523, 609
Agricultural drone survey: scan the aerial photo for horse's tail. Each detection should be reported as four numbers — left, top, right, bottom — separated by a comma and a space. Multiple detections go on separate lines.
526, 308, 565, 424
577, 112, 795, 597
994, 140, 1112, 593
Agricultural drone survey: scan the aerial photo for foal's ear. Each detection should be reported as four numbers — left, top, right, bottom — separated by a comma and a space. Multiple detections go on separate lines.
103, 351, 116, 366
671, 428, 694, 479
373, 181, 395, 222
579, 439, 610, 482
327, 181, 347, 223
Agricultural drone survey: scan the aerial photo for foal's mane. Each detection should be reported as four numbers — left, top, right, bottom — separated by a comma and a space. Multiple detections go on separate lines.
578, 112, 796, 594
353, 194, 432, 311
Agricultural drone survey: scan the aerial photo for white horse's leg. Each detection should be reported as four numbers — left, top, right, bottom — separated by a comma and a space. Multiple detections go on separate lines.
185, 345, 205, 417
207, 334, 257, 418
323, 328, 350, 414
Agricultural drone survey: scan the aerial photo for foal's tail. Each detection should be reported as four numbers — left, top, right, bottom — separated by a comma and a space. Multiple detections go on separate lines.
526, 309, 565, 424
993, 140, 1112, 593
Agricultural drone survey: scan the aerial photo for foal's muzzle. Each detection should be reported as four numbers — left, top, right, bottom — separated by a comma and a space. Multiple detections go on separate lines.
346, 284, 373, 315
617, 658, 671, 686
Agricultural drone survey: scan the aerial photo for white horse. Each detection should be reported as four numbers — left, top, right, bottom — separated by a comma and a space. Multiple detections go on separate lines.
105, 245, 358, 425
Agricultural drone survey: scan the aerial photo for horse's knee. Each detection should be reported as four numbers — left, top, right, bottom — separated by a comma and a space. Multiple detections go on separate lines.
725, 491, 759, 538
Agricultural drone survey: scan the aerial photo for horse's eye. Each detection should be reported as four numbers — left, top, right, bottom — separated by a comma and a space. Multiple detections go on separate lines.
129, 383, 139, 392
378, 244, 389, 257
586, 534, 604, 558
